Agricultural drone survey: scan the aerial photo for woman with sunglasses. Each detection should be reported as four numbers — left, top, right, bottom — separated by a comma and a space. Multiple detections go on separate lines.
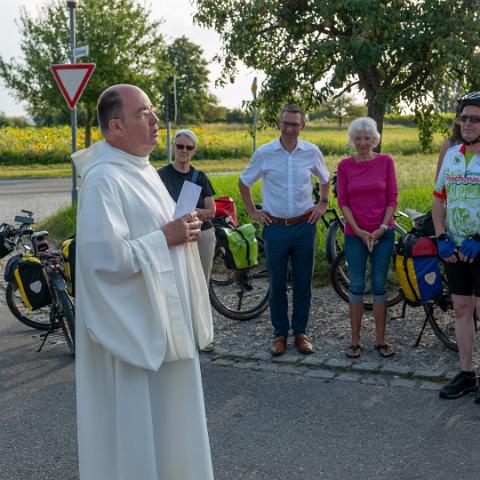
159, 129, 216, 351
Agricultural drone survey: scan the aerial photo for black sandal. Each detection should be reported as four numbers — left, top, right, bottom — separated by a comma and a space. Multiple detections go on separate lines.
346, 344, 363, 358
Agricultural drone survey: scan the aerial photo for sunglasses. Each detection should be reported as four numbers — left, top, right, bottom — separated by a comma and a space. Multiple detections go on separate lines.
175, 144, 195, 151
458, 115, 480, 124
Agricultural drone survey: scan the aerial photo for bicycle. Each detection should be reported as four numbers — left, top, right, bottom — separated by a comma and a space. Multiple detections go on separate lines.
2, 212, 59, 331
208, 213, 270, 321
328, 210, 463, 351
208, 189, 344, 321
34, 248, 75, 356
3, 223, 75, 355
328, 211, 410, 310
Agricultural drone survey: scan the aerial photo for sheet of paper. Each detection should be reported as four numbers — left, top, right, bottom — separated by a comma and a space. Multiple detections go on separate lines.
173, 180, 202, 219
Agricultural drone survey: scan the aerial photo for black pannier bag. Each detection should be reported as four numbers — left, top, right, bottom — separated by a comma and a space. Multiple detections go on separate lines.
4, 253, 21, 283
410, 210, 435, 238
0, 223, 14, 258
13, 255, 52, 310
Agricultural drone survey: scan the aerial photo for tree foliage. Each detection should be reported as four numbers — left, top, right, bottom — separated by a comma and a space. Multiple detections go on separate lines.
194, 0, 480, 149
166, 36, 212, 124
0, 0, 168, 146
309, 94, 367, 126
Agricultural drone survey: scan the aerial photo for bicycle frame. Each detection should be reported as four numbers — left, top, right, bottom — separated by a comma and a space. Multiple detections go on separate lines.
36, 251, 75, 355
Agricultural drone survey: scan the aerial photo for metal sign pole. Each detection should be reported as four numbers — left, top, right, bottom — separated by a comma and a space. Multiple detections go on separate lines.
251, 77, 257, 153
67, 1, 78, 205
165, 76, 177, 164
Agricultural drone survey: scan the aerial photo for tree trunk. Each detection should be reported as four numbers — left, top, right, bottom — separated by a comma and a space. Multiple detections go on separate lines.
366, 92, 386, 152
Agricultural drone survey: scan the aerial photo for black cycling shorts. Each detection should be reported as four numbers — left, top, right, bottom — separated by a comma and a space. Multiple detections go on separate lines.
444, 256, 480, 296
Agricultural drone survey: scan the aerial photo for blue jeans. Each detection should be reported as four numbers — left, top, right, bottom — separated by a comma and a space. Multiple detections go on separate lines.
344, 230, 395, 302
262, 221, 316, 337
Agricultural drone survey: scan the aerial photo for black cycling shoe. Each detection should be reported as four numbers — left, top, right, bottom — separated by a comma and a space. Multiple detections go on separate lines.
439, 372, 477, 399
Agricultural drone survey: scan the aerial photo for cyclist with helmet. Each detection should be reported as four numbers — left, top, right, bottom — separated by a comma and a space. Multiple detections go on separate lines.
433, 91, 480, 403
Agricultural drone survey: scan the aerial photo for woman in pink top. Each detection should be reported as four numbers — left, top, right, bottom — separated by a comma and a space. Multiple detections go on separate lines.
337, 117, 398, 359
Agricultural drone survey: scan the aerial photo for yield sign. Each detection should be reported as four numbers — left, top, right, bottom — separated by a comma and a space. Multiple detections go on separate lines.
50, 63, 95, 109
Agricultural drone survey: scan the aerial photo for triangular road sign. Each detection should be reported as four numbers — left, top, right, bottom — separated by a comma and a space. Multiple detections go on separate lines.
50, 63, 95, 109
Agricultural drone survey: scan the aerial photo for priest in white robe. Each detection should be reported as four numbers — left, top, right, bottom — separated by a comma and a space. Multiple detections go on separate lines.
73, 84, 215, 480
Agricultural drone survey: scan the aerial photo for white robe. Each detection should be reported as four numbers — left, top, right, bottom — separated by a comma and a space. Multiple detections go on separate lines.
73, 141, 214, 480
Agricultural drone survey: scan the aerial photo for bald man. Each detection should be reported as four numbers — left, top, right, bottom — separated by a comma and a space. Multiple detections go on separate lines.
73, 84, 214, 479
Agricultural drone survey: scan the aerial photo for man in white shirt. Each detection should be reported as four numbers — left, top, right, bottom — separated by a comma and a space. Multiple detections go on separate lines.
74, 84, 214, 479
239, 104, 330, 356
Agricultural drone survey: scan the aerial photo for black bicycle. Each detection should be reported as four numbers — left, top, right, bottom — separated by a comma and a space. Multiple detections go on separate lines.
328, 210, 464, 351
209, 215, 270, 321
2, 212, 60, 331
3, 221, 75, 355
328, 211, 409, 310
34, 248, 75, 356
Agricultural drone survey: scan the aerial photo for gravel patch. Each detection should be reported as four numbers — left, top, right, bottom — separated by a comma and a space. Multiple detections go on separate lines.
211, 285, 480, 373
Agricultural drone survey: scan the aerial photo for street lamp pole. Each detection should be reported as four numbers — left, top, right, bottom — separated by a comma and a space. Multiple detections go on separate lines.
66, 1, 78, 205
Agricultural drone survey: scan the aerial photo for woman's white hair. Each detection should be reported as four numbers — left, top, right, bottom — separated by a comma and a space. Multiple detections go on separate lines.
348, 117, 381, 147
173, 129, 198, 147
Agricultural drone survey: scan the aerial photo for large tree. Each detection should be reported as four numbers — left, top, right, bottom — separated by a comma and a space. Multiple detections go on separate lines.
194, 0, 479, 147
0, 0, 169, 146
166, 36, 212, 123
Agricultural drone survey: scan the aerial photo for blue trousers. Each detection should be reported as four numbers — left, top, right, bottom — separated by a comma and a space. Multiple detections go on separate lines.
262, 221, 316, 337
344, 230, 395, 302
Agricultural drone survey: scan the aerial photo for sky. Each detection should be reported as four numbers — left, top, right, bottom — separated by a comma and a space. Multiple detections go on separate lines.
0, 0, 260, 117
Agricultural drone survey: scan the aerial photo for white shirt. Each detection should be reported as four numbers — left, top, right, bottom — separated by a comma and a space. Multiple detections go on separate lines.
240, 138, 330, 218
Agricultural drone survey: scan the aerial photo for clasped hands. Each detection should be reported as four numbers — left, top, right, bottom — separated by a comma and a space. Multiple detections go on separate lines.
162, 212, 202, 247
358, 228, 385, 253
438, 234, 480, 263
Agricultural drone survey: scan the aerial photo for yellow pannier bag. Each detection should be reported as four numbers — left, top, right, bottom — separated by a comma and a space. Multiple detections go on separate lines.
13, 254, 52, 311
61, 237, 76, 297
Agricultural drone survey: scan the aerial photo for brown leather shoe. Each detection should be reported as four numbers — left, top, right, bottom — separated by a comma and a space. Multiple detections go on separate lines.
294, 334, 314, 354
270, 336, 287, 356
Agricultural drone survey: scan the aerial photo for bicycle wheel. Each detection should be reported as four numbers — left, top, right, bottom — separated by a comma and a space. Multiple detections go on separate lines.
209, 240, 270, 320
325, 218, 344, 264
5, 281, 57, 330
423, 305, 458, 352
55, 289, 75, 356
330, 250, 403, 310
210, 257, 234, 287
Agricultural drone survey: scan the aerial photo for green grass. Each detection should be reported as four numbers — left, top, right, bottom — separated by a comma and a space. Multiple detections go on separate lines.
8, 120, 439, 283
41, 150, 438, 285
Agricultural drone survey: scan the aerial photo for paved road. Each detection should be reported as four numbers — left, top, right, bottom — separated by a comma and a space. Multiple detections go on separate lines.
1, 298, 479, 480
0, 178, 74, 224
1, 178, 479, 479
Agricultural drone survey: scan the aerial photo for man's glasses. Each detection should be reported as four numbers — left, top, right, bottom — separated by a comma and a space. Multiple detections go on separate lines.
280, 121, 302, 129
175, 144, 195, 151
136, 106, 158, 120
458, 115, 480, 124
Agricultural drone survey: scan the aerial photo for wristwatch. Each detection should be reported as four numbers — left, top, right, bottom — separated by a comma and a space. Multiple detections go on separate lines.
320, 198, 329, 204
379, 223, 389, 232
437, 233, 449, 241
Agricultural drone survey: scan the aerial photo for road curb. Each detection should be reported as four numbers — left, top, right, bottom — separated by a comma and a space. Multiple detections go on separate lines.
200, 349, 453, 390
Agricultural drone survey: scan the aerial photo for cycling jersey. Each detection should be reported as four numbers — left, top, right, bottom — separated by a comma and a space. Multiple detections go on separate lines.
434, 144, 480, 244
